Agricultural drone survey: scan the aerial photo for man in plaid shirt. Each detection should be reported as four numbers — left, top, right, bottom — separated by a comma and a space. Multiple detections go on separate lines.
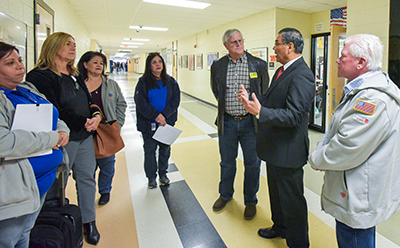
210, 28, 269, 220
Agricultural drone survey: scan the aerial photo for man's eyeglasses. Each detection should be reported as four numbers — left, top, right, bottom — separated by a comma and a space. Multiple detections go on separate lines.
229, 39, 244, 46
274, 42, 286, 47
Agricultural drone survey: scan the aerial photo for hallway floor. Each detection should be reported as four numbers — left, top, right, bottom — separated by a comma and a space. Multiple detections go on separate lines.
66, 71, 400, 248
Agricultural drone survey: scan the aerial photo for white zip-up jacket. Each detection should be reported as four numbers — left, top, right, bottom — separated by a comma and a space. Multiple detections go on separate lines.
309, 71, 400, 228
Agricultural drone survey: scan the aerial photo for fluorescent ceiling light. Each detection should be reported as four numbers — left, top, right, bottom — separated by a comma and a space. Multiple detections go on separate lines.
143, 0, 211, 9
124, 38, 151, 41
120, 45, 138, 48
121, 42, 144, 45
115, 53, 126, 58
129, 26, 168, 31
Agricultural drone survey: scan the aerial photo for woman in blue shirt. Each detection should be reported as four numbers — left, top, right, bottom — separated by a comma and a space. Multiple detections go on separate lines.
0, 41, 69, 248
134, 53, 180, 189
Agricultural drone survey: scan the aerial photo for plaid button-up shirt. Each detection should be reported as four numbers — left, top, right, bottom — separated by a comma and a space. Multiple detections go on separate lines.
225, 53, 250, 116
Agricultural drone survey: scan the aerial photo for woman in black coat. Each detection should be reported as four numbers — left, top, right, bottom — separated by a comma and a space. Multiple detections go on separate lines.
134, 53, 180, 189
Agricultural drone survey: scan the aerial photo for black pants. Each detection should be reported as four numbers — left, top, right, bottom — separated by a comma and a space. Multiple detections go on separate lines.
267, 163, 309, 248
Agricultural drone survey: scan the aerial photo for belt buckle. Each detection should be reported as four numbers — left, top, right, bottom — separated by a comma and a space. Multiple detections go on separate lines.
234, 115, 246, 121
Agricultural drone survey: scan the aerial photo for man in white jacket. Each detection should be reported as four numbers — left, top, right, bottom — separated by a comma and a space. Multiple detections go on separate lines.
309, 34, 400, 248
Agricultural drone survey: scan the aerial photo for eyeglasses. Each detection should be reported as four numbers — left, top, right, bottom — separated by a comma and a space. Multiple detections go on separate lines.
229, 39, 244, 46
274, 42, 286, 47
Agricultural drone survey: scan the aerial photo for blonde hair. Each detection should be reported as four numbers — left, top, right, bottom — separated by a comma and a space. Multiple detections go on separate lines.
35, 32, 77, 76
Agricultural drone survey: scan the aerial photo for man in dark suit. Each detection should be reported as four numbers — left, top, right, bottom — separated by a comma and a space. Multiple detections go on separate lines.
238, 28, 314, 247
210, 29, 269, 220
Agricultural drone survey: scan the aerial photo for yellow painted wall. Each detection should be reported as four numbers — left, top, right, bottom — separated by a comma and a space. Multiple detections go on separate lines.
45, 0, 91, 65
177, 8, 317, 105
137, 53, 147, 74
127, 58, 135, 72
0, 0, 91, 72
347, 0, 390, 71
275, 8, 312, 68
311, 9, 331, 34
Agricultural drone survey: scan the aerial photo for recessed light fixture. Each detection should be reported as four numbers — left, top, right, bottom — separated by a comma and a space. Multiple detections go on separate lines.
120, 45, 139, 48
143, 0, 211, 9
121, 42, 144, 45
124, 38, 151, 41
129, 26, 168, 31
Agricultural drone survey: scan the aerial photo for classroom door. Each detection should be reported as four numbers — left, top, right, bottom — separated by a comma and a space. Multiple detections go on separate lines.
34, 0, 54, 63
328, 25, 346, 121
309, 33, 330, 133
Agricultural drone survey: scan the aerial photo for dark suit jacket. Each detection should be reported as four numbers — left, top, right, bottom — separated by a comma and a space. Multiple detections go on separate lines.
210, 51, 269, 136
257, 57, 314, 168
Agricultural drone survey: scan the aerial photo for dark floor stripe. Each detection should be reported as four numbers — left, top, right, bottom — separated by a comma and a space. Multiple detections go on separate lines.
169, 163, 178, 173
161, 181, 226, 248
208, 133, 218, 138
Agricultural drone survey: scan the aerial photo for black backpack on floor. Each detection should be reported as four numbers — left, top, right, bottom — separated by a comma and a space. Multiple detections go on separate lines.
30, 159, 84, 248
29, 200, 83, 248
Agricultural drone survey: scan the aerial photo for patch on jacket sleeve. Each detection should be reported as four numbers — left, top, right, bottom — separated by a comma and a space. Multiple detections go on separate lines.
250, 72, 258, 78
353, 114, 369, 124
353, 99, 376, 115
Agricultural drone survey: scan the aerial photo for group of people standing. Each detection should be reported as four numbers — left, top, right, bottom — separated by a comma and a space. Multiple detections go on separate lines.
0, 29, 182, 247
1, 24, 400, 248
212, 27, 400, 248
0, 31, 127, 247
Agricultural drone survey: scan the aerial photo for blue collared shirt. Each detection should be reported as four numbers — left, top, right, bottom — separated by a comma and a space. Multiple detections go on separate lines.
343, 70, 379, 96
0, 85, 62, 196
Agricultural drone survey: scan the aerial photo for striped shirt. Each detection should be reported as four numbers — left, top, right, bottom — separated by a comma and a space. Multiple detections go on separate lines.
323, 70, 378, 145
343, 70, 378, 96
225, 53, 250, 116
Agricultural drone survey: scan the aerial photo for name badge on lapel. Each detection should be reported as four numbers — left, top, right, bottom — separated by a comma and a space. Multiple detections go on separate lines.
250, 72, 258, 79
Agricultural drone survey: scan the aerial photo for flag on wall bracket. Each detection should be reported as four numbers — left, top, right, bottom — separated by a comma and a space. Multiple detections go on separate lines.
330, 6, 347, 27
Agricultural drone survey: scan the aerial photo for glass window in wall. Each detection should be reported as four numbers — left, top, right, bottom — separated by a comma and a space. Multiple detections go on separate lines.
0, 12, 27, 68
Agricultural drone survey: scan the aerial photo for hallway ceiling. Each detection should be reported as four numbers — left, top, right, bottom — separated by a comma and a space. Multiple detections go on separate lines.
67, 0, 346, 57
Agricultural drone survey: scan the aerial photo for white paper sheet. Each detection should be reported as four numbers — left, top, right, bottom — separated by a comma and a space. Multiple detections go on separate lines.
152, 124, 182, 145
6, 104, 53, 160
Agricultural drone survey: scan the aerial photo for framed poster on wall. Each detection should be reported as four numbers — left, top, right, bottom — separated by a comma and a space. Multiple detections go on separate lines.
183, 55, 188, 68
196, 54, 203, 69
189, 54, 195, 71
251, 47, 268, 62
207, 52, 218, 70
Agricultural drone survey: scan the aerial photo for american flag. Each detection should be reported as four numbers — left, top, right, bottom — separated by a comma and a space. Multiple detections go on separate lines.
330, 6, 347, 27
354, 99, 376, 115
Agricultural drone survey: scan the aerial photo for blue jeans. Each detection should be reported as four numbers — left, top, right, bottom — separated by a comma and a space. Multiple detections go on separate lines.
0, 194, 46, 248
336, 220, 376, 248
96, 154, 116, 194
218, 114, 260, 205
142, 132, 171, 180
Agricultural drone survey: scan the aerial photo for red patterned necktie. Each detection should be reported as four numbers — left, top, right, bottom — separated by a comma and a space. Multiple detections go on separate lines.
275, 67, 284, 81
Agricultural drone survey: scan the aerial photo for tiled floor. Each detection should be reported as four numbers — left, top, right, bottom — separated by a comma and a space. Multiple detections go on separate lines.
66, 71, 400, 247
